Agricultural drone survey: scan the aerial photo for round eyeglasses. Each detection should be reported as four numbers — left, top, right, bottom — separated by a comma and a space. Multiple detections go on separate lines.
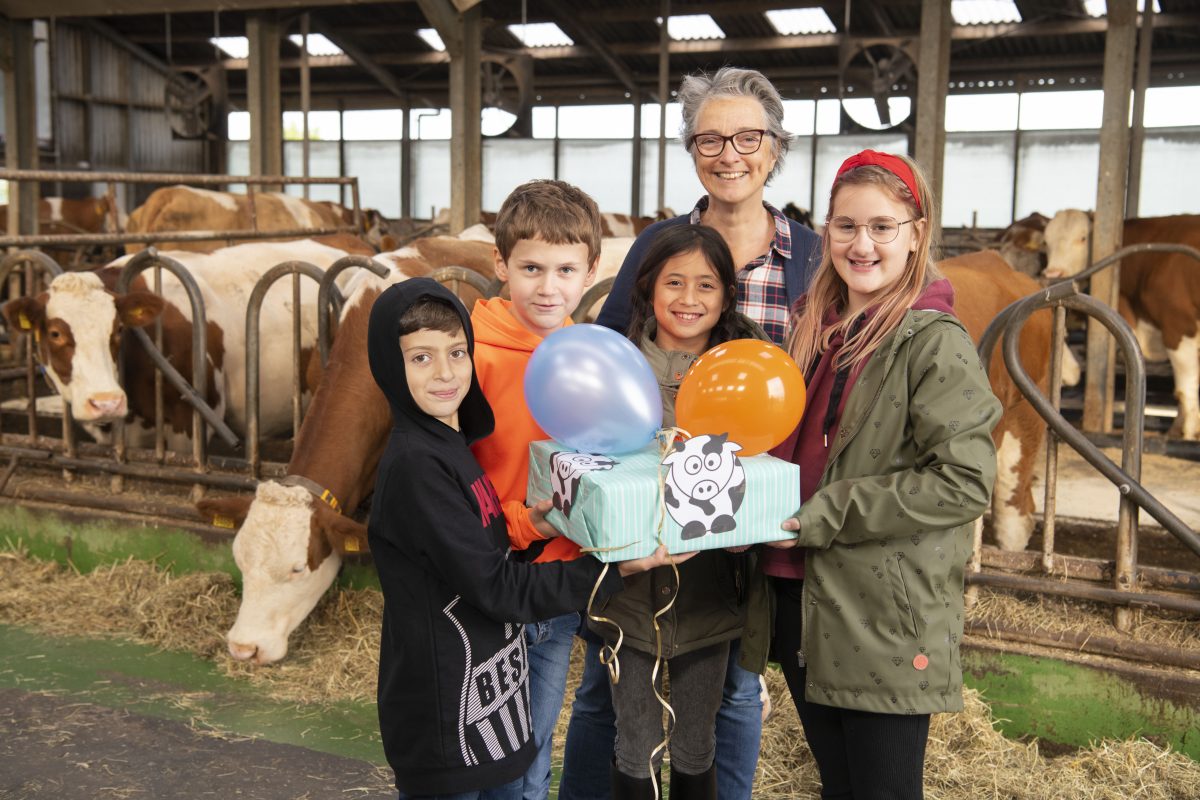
827, 216, 916, 244
689, 129, 770, 157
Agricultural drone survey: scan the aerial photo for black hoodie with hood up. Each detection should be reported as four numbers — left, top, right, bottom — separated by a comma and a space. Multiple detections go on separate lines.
366, 278, 624, 795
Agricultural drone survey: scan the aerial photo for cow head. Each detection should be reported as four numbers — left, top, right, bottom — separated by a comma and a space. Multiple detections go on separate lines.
1043, 209, 1093, 279
661, 433, 742, 501
2, 272, 163, 421
197, 482, 368, 664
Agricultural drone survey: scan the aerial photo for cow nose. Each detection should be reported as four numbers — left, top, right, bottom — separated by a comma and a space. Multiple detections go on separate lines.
228, 640, 258, 661
86, 392, 126, 417
694, 481, 717, 498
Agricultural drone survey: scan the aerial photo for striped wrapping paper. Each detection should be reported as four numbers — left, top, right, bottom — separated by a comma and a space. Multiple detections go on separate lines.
526, 438, 800, 562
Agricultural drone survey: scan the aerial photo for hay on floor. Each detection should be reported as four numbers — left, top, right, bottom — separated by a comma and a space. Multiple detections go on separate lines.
3, 545, 1200, 799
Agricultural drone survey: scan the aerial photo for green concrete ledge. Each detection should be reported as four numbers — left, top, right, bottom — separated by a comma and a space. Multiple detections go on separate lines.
963, 645, 1200, 760
0, 502, 380, 590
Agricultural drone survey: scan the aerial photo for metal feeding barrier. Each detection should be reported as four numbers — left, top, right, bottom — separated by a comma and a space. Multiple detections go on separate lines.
0, 168, 366, 253
0, 235, 501, 518
971, 242, 1200, 669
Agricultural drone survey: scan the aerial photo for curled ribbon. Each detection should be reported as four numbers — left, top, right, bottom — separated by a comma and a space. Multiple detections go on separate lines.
583, 427, 693, 800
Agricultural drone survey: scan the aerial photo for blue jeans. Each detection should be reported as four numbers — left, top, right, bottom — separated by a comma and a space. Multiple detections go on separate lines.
398, 775, 522, 800
521, 611, 579, 800
558, 630, 763, 800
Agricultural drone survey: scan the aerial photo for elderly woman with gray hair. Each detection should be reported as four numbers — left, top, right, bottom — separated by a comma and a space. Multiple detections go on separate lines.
559, 67, 821, 800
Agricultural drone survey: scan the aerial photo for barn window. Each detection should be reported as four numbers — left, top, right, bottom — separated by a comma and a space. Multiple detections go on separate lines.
1083, 0, 1161, 16
764, 8, 838, 35
950, 1, 1021, 25
507, 22, 573, 48
415, 28, 446, 52
658, 15, 726, 41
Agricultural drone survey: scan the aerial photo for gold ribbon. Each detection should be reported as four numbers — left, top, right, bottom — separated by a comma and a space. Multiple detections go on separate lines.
647, 426, 689, 800
582, 427, 693, 800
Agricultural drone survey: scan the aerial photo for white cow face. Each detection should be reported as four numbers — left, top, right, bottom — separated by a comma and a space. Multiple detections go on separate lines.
1043, 209, 1092, 278
662, 434, 742, 501
197, 482, 367, 665
550, 452, 615, 517
2, 272, 163, 421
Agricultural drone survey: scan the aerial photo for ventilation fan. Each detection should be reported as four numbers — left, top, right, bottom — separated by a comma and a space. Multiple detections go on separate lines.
164, 67, 224, 140
839, 41, 916, 131
481, 53, 533, 137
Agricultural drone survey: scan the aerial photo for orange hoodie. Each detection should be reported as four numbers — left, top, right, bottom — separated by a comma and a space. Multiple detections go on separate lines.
470, 297, 583, 563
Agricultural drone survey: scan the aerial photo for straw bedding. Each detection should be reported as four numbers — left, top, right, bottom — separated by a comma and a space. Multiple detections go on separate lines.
2, 545, 1198, 799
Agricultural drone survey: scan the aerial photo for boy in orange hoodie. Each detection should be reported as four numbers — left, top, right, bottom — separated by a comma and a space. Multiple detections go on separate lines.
471, 179, 600, 800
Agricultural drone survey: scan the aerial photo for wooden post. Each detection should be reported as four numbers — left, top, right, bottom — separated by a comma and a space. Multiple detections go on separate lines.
246, 13, 283, 183
1083, 0, 1136, 437
4, 19, 39, 237
915, 0, 951, 246
416, 0, 481, 234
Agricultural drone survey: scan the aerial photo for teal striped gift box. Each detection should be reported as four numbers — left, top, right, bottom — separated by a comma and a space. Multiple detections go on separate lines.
526, 437, 800, 562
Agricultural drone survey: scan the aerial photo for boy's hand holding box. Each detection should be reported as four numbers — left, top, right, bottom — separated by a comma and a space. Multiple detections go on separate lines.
527, 434, 800, 562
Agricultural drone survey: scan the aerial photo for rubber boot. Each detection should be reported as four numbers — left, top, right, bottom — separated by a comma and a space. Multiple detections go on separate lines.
611, 759, 656, 800
669, 764, 717, 800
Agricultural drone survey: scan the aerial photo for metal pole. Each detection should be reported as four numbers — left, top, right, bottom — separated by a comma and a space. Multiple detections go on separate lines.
1125, 0, 1155, 217
401, 92, 412, 220
301, 13, 311, 200
656, 0, 670, 213
631, 92, 643, 217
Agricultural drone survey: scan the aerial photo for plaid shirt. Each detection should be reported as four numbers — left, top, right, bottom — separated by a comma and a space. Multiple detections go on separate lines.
689, 197, 793, 347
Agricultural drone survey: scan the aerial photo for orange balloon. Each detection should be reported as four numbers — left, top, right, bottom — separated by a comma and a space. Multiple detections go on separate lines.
675, 340, 806, 456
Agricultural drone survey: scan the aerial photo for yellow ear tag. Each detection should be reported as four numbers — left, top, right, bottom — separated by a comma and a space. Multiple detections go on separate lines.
343, 537, 361, 553
212, 515, 236, 529
18, 313, 31, 330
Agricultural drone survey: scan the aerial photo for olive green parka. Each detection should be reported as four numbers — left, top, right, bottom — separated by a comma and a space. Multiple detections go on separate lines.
740, 306, 1002, 715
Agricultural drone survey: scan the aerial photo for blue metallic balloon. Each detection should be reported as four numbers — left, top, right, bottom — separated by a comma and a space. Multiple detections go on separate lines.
525, 324, 662, 455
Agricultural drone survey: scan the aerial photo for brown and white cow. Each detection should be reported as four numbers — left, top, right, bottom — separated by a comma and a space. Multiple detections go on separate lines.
3, 239, 366, 452
943, 249, 1080, 550
995, 211, 1050, 277
0, 196, 125, 235
125, 185, 364, 254
194, 234, 498, 663
1044, 210, 1200, 439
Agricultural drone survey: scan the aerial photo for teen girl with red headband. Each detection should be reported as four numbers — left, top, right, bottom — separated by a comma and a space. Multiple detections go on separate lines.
745, 150, 1003, 798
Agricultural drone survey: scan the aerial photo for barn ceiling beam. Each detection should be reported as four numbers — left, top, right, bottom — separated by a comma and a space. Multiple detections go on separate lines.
191, 11, 1200, 72
540, 0, 645, 100
78, 18, 170, 75
0, 0, 414, 17
574, 0, 830, 23
307, 15, 410, 101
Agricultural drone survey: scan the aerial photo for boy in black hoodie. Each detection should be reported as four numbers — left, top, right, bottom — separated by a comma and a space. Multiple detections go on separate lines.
367, 278, 678, 798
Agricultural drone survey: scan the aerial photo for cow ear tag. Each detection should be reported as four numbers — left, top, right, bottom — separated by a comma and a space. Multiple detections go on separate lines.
343, 536, 361, 553
212, 514, 236, 529
17, 312, 31, 330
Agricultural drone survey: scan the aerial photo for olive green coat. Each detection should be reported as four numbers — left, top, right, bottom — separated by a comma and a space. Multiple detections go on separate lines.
740, 309, 1002, 715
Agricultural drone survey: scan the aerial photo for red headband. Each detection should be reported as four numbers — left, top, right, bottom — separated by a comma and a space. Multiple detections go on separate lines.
834, 149, 923, 213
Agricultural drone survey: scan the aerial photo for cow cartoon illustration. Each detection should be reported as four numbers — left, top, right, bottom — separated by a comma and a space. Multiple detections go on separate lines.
549, 451, 616, 518
661, 433, 746, 540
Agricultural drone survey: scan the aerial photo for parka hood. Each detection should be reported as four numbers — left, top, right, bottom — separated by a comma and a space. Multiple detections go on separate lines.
912, 277, 955, 315
367, 278, 495, 444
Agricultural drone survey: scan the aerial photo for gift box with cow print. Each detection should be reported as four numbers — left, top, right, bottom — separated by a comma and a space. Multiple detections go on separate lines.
526, 436, 800, 562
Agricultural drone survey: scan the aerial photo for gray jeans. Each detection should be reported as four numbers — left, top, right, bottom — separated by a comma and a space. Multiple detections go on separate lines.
609, 641, 731, 778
